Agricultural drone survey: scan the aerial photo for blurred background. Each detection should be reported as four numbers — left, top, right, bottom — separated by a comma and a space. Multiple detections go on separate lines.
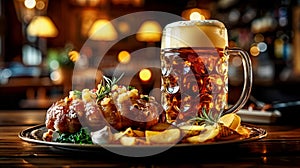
1, 0, 300, 111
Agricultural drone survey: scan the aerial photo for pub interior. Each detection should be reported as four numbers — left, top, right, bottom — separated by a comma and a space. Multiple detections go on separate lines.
0, 0, 300, 109
1, 1, 299, 104
2, 0, 300, 166
2, 0, 300, 121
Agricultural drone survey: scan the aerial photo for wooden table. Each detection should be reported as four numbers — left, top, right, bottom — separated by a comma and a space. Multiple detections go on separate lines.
1, 110, 300, 167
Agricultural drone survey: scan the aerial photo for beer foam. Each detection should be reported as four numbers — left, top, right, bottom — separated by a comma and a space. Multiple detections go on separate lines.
161, 20, 228, 49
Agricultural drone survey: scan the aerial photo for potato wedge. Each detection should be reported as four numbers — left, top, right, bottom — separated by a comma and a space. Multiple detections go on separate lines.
186, 124, 220, 143
145, 128, 181, 144
132, 130, 145, 137
150, 122, 176, 131
113, 127, 135, 141
236, 125, 250, 138
120, 136, 136, 146
179, 125, 205, 137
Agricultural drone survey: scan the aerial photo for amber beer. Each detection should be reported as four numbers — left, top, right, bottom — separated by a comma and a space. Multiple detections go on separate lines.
161, 47, 228, 123
161, 20, 252, 124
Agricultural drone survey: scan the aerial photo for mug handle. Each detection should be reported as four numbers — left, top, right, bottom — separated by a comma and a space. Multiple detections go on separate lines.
222, 47, 253, 116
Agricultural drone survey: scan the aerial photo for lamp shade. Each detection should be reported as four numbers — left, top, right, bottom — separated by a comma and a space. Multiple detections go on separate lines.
27, 16, 58, 37
136, 20, 162, 42
88, 19, 118, 41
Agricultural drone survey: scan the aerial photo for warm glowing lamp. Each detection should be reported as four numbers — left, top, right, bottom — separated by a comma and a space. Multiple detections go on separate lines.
24, 0, 36, 9
139, 68, 152, 82
27, 16, 58, 37
118, 50, 131, 64
190, 12, 205, 20
182, 8, 211, 20
88, 19, 118, 41
136, 21, 162, 42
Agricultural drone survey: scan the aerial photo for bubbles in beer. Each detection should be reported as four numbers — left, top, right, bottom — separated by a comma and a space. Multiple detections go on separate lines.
163, 74, 180, 94
167, 83, 180, 94
161, 47, 228, 124
181, 95, 192, 112
183, 61, 191, 75
161, 51, 174, 76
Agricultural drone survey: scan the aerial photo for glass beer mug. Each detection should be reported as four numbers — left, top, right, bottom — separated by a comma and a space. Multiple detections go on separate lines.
161, 20, 252, 125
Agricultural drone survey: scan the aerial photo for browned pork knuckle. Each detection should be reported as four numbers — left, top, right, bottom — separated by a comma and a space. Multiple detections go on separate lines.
100, 96, 161, 131
45, 85, 163, 135
45, 98, 107, 133
45, 99, 82, 133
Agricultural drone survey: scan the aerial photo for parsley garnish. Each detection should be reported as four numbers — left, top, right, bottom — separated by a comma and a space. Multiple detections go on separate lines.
55, 127, 93, 144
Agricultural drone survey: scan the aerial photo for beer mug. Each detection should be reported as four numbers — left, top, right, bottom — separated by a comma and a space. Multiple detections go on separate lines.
161, 20, 252, 124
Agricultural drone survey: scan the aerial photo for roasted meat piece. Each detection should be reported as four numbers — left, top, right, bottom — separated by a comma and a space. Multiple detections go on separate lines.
45, 96, 107, 134
45, 85, 162, 137
45, 98, 82, 133
99, 85, 162, 130
100, 94, 161, 130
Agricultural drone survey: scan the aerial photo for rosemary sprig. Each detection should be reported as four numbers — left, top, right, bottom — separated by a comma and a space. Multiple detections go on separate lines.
189, 108, 219, 125
96, 73, 124, 102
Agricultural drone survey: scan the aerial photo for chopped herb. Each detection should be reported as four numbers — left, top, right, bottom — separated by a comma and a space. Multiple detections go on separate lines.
55, 127, 93, 144
141, 95, 149, 101
96, 74, 124, 102
73, 90, 82, 98
128, 85, 135, 91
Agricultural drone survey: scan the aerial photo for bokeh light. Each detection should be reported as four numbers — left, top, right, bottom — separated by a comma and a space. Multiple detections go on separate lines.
189, 12, 205, 20
182, 8, 210, 20
250, 45, 260, 56
50, 70, 61, 82
68, 50, 80, 62
139, 68, 152, 82
36, 0, 46, 10
24, 0, 36, 9
257, 42, 268, 52
254, 33, 264, 42
117, 50, 131, 64
49, 60, 59, 70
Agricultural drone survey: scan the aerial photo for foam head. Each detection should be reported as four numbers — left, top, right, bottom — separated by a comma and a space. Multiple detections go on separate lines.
161, 20, 228, 49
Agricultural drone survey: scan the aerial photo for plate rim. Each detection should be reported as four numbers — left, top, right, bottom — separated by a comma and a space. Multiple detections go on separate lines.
19, 123, 268, 149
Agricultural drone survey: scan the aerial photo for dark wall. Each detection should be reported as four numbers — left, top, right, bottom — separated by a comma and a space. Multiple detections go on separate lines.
3, 0, 23, 62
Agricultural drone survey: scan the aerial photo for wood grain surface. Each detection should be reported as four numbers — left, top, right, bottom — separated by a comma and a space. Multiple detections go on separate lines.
1, 110, 300, 167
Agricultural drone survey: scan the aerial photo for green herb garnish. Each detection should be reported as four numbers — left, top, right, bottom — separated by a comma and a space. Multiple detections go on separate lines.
141, 95, 149, 101
55, 127, 93, 144
128, 85, 135, 91
73, 90, 82, 98
189, 108, 220, 125
96, 74, 124, 102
